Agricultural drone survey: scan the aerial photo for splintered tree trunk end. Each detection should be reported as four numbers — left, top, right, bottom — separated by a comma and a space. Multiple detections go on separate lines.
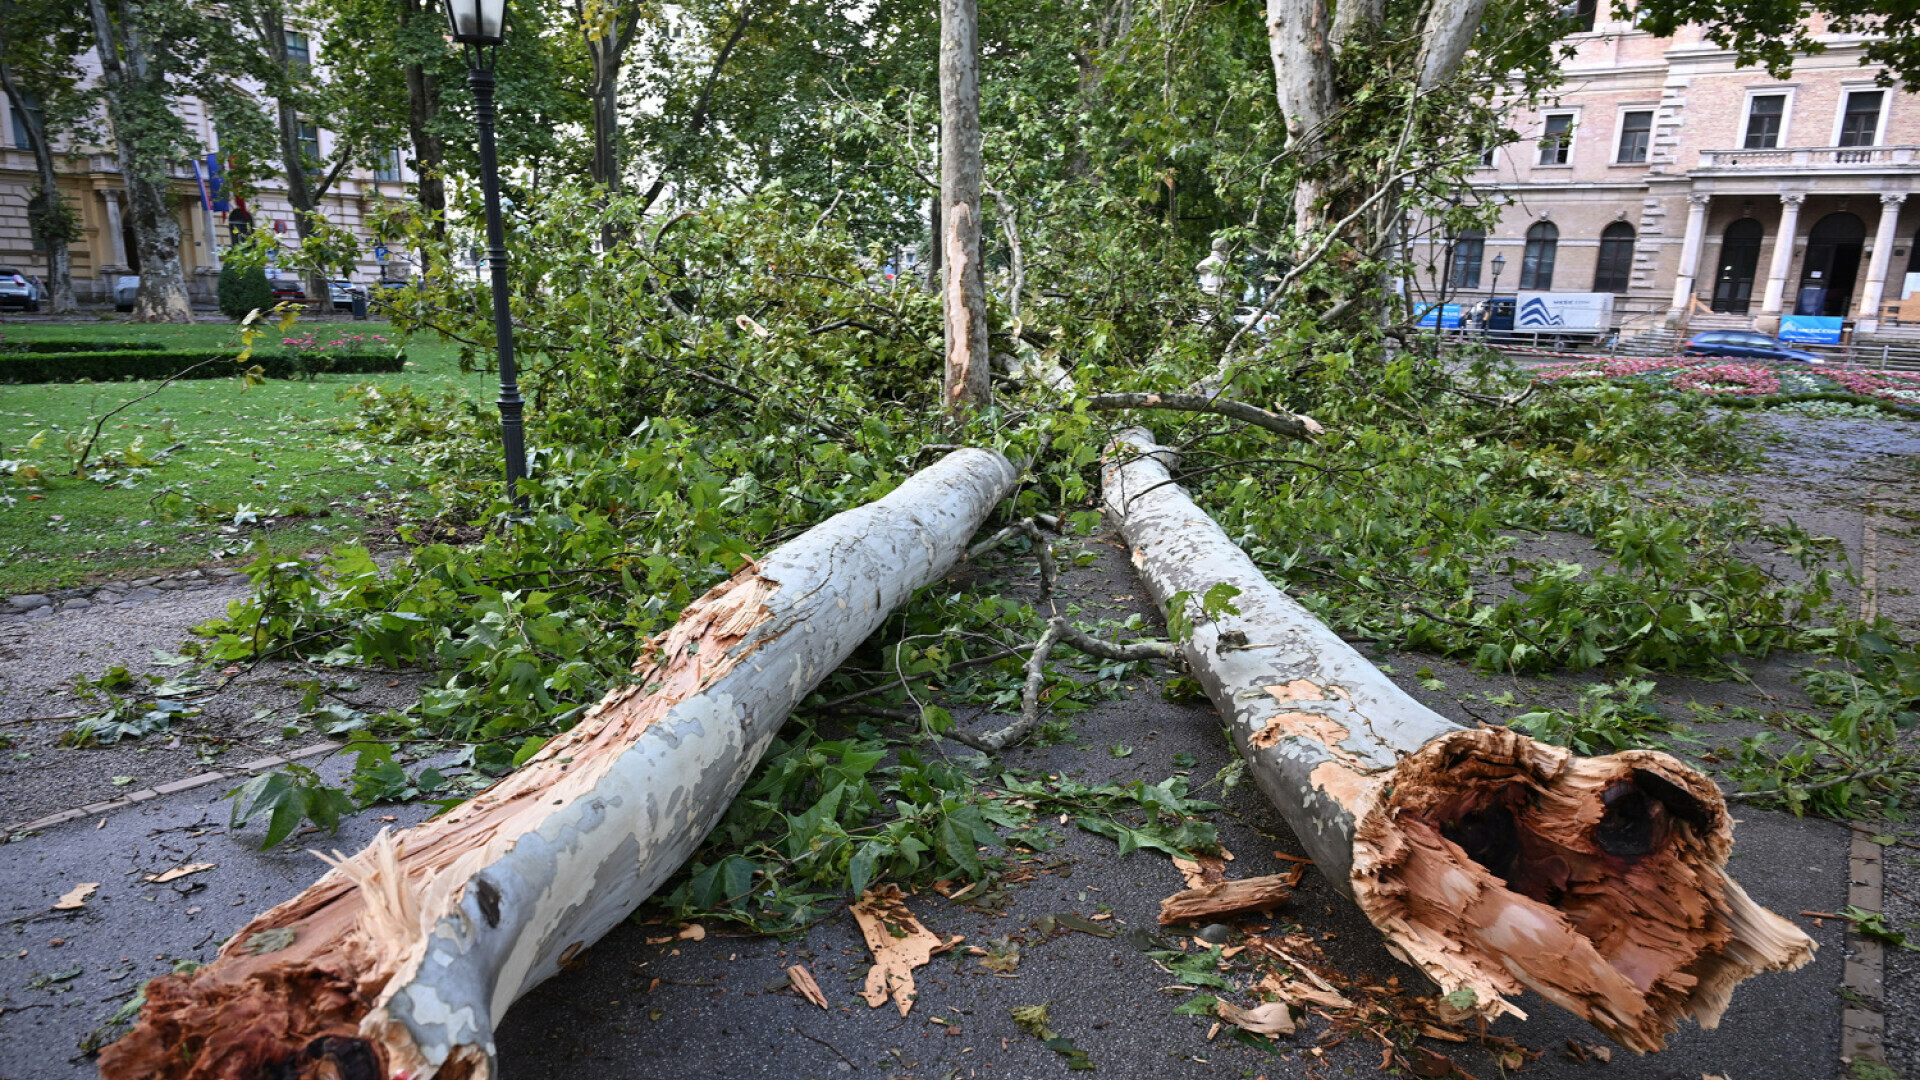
1103, 427, 1813, 1053
100, 448, 1019, 1080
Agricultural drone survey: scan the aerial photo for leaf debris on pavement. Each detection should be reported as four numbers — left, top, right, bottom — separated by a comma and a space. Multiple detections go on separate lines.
53, 883, 99, 910
852, 884, 951, 1017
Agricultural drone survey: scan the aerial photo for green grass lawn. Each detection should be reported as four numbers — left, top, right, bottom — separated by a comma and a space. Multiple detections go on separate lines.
0, 319, 489, 594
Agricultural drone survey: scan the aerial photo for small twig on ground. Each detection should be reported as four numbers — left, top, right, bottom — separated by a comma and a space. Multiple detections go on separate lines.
966, 516, 1057, 602
1723, 765, 1904, 803
793, 1027, 858, 1070
70, 354, 241, 475
950, 617, 1174, 752
810, 647, 1023, 712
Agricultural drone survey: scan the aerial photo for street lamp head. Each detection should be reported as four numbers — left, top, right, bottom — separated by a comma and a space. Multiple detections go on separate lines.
443, 0, 507, 47
1491, 253, 1506, 275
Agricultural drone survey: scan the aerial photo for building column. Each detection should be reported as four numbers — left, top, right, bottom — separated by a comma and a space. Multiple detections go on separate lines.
1759, 192, 1804, 315
1857, 192, 1907, 327
101, 190, 127, 269
1670, 193, 1711, 314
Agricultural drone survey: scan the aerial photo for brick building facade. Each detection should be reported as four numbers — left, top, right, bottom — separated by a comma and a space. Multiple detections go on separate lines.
1420, 13, 1919, 335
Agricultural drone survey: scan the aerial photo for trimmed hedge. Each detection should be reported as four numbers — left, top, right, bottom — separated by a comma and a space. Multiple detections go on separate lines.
0, 339, 147, 354
0, 348, 407, 384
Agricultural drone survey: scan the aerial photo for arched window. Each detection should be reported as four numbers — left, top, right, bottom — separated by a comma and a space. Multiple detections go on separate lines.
1449, 229, 1485, 290
1520, 222, 1558, 290
1593, 222, 1636, 293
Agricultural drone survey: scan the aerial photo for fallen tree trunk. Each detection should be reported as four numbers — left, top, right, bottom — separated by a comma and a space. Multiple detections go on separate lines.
1102, 427, 1813, 1053
101, 448, 1019, 1080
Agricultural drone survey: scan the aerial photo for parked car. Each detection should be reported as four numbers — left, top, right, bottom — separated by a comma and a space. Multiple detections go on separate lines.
113, 275, 139, 312
1683, 330, 1823, 364
270, 275, 305, 301
0, 266, 42, 311
328, 279, 367, 305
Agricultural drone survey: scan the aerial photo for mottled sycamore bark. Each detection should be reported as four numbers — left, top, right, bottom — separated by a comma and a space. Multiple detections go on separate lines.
1104, 428, 1814, 1053
939, 0, 989, 412
101, 448, 1019, 1080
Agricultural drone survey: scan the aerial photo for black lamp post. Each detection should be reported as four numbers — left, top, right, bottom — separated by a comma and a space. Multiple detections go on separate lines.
443, 0, 527, 511
1490, 252, 1507, 297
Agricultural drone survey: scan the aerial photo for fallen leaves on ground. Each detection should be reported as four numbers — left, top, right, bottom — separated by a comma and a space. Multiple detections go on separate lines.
976, 936, 1022, 973
1010, 1003, 1094, 1070
852, 884, 949, 1017
1215, 998, 1295, 1036
786, 964, 828, 1010
143, 863, 214, 884
53, 883, 99, 910
1171, 853, 1227, 890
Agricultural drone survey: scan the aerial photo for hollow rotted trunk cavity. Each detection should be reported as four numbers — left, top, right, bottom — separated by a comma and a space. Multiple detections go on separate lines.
1102, 426, 1815, 1054
1354, 729, 1811, 1052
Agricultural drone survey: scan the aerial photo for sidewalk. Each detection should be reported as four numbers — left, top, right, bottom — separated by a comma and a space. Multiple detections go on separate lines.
3, 412, 1914, 1079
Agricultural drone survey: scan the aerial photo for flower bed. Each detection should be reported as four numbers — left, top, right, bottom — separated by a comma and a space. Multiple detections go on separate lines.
1531, 357, 1920, 417
1671, 363, 1781, 397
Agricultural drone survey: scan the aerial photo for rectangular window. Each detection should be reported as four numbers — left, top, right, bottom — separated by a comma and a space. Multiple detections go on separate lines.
1450, 232, 1485, 289
284, 31, 310, 70
1616, 111, 1652, 163
373, 149, 402, 182
297, 122, 320, 165
1538, 113, 1574, 165
8, 103, 27, 150
1839, 90, 1884, 147
1566, 0, 1597, 32
1743, 94, 1785, 149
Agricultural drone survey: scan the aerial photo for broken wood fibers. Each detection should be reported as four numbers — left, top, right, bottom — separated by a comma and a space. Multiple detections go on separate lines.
99, 448, 1019, 1080
1103, 428, 1814, 1053
1159, 866, 1304, 925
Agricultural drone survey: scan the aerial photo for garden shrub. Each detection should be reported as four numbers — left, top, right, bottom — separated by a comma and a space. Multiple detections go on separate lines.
217, 264, 275, 320
0, 348, 405, 383
0, 339, 145, 354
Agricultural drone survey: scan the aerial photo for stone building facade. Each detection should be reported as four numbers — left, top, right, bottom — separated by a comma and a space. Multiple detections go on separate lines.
2, 54, 413, 306
1420, 13, 1919, 334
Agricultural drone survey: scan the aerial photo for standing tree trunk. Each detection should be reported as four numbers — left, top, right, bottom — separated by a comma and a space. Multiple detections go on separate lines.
1103, 428, 1815, 1053
100, 448, 1020, 1080
86, 0, 192, 322
939, 0, 989, 412
1265, 0, 1336, 241
579, 0, 640, 190
399, 0, 447, 268
0, 63, 77, 313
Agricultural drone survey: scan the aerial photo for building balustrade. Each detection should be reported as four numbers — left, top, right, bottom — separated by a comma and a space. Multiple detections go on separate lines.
1699, 145, 1918, 169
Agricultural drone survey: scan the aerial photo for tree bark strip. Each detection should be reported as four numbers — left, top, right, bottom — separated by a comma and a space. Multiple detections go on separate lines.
1159, 869, 1303, 925
1103, 427, 1813, 1053
100, 448, 1019, 1080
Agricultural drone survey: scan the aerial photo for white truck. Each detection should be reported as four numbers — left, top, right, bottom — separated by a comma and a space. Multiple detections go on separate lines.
1511, 291, 1616, 346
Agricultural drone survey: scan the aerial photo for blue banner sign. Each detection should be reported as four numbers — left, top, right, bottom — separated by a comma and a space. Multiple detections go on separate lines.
1779, 315, 1843, 345
1416, 303, 1463, 329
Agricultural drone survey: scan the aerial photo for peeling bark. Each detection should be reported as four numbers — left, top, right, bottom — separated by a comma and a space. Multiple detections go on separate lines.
1103, 428, 1814, 1053
99, 448, 1019, 1080
939, 0, 989, 412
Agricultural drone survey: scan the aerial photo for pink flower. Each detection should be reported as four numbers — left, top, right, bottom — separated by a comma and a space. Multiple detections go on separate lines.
1672, 364, 1780, 396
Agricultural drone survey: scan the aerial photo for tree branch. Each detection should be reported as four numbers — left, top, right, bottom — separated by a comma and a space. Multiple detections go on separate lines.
1086, 392, 1323, 442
